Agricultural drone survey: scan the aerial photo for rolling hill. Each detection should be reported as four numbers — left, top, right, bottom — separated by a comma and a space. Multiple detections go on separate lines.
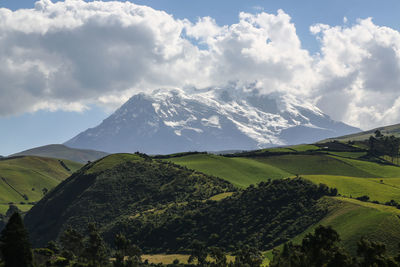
17, 138, 400, 264
11, 144, 108, 164
167, 146, 400, 203
323, 122, 400, 142
165, 142, 400, 258
24, 153, 236, 247
0, 156, 83, 214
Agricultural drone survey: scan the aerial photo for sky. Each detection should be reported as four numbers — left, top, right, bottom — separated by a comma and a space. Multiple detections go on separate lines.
0, 0, 400, 155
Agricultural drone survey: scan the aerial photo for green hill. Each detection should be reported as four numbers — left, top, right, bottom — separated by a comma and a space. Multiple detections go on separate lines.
290, 196, 400, 255
0, 156, 82, 214
18, 148, 400, 263
323, 123, 400, 142
24, 153, 236, 247
11, 144, 108, 164
167, 154, 291, 187
168, 151, 400, 195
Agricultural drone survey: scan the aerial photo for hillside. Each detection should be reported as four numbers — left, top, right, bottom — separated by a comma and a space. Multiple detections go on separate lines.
167, 145, 400, 203
102, 178, 331, 253
65, 88, 359, 154
24, 153, 236, 247
11, 144, 108, 164
283, 196, 400, 255
19, 142, 400, 263
0, 156, 82, 214
323, 122, 400, 142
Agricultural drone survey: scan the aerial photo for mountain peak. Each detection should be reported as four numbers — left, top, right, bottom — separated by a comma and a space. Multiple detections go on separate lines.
65, 88, 360, 154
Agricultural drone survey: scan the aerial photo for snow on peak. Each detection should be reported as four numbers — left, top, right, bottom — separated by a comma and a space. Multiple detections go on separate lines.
65, 87, 360, 154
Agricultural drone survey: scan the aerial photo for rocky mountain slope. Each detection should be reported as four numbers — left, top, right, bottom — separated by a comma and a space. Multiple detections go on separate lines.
65, 88, 360, 154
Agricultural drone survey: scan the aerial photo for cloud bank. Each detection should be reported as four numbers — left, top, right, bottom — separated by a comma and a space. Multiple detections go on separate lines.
1, 0, 400, 129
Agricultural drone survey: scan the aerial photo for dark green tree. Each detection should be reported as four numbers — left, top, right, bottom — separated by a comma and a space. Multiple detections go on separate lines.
113, 233, 142, 267
59, 227, 84, 261
270, 225, 353, 267
83, 223, 109, 267
357, 238, 396, 267
188, 240, 208, 266
233, 245, 263, 267
209, 246, 227, 267
5, 204, 20, 218
0, 213, 33, 267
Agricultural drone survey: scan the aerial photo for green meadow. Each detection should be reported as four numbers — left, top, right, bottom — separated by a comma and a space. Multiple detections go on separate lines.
0, 156, 82, 213
168, 154, 291, 187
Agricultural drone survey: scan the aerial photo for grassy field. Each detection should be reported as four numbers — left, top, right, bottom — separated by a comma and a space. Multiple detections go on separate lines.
325, 151, 367, 159
303, 175, 400, 203
86, 153, 143, 174
0, 156, 82, 213
255, 154, 375, 177
0, 204, 33, 214
264, 196, 400, 263
169, 151, 400, 193
142, 254, 235, 264
167, 154, 291, 187
305, 197, 400, 255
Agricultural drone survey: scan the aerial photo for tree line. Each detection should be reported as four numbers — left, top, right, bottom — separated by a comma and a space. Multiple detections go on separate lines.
2, 213, 400, 267
368, 130, 400, 163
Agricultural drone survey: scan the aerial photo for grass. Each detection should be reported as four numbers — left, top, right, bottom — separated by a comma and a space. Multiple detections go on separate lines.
281, 197, 400, 256
255, 154, 373, 177
167, 154, 291, 187
208, 192, 234, 201
326, 151, 367, 159
303, 175, 400, 203
142, 254, 190, 264
331, 156, 400, 178
288, 144, 320, 152
86, 153, 143, 174
0, 204, 33, 214
142, 254, 235, 264
0, 156, 83, 214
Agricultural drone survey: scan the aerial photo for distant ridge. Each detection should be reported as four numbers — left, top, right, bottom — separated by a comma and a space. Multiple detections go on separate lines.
322, 122, 400, 142
11, 144, 108, 164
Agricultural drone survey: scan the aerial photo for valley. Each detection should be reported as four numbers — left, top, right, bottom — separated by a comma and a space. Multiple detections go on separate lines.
2, 131, 400, 266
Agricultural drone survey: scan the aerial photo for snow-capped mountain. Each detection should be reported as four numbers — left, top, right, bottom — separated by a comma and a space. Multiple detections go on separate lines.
65, 88, 360, 154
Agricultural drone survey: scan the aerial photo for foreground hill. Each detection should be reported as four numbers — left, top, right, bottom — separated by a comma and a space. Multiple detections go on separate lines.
24, 153, 332, 255
65, 88, 359, 154
20, 144, 400, 261
11, 144, 108, 164
0, 156, 82, 214
166, 142, 400, 257
24, 153, 236, 247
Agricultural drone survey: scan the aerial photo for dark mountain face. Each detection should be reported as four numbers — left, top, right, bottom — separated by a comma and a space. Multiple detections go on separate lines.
65, 89, 360, 154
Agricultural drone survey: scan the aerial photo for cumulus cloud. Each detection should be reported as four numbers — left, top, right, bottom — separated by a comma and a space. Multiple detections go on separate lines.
0, 0, 400, 130
311, 18, 400, 129
0, 0, 314, 115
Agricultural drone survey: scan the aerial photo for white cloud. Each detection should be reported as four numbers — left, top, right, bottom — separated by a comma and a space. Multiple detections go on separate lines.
0, 0, 400, 130
311, 18, 400, 129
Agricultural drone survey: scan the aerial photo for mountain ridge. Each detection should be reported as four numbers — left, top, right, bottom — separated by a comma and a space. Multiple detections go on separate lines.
11, 144, 108, 164
65, 88, 360, 154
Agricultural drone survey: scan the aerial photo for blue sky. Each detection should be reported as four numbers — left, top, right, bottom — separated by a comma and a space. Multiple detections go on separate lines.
0, 0, 399, 155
